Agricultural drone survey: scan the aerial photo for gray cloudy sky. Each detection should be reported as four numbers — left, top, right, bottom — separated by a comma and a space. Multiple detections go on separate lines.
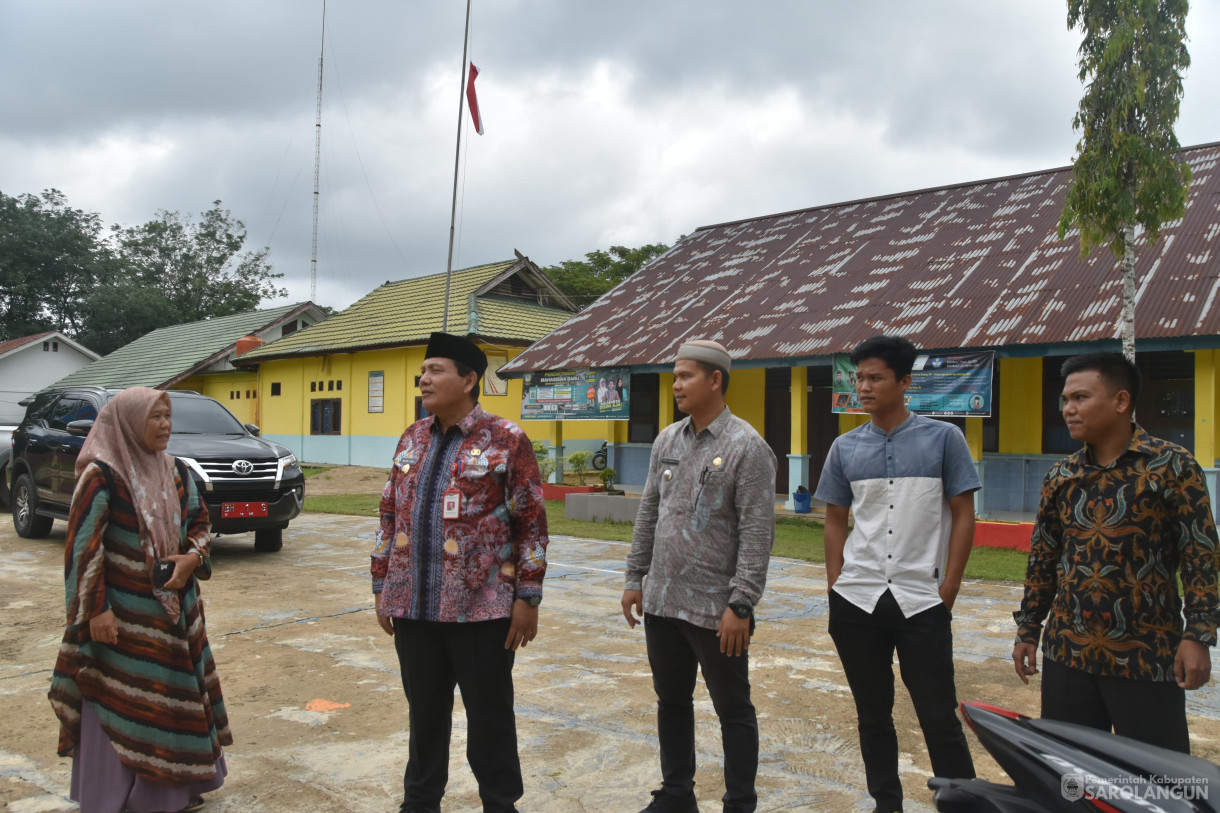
3, 1, 1219, 311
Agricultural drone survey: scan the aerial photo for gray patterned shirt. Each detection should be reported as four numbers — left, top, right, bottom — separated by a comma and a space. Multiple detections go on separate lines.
626, 406, 777, 630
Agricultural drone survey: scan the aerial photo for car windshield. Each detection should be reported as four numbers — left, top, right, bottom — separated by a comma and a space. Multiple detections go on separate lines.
168, 397, 246, 434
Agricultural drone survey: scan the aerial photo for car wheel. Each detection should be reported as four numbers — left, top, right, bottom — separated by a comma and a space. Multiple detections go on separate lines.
253, 528, 283, 552
12, 473, 54, 538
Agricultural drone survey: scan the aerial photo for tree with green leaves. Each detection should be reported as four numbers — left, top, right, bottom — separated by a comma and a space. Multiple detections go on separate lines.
112, 201, 287, 325
1, 190, 289, 355
543, 242, 670, 308
0, 189, 117, 341
1057, 0, 1192, 361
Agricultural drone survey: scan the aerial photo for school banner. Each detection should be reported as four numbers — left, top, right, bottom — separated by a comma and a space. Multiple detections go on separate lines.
520, 368, 631, 420
831, 351, 994, 417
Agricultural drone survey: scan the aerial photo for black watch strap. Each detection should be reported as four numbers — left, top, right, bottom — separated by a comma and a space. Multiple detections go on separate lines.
729, 602, 752, 619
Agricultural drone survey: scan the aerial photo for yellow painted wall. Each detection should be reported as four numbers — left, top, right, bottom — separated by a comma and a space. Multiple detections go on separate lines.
1194, 350, 1220, 467
351, 349, 409, 438
965, 416, 983, 461
251, 344, 616, 445
790, 366, 808, 454
258, 359, 306, 435
838, 412, 870, 433
725, 368, 766, 430
659, 372, 676, 430
997, 357, 1042, 454
289, 354, 353, 435
172, 373, 259, 425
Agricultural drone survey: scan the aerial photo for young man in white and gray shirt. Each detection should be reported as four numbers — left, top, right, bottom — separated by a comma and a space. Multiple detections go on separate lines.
815, 335, 978, 813
622, 339, 776, 813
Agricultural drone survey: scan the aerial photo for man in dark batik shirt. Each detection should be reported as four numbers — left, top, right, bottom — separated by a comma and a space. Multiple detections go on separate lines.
1013, 352, 1220, 753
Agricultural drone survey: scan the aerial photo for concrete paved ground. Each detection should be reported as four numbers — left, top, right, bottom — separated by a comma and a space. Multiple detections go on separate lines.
2, 513, 1216, 812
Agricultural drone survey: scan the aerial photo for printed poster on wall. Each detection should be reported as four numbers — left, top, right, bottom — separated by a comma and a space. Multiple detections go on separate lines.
831, 351, 994, 417
484, 350, 509, 396
367, 371, 384, 413
520, 368, 631, 420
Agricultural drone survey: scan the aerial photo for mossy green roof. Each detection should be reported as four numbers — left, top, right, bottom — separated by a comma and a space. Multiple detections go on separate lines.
240, 260, 575, 362
50, 304, 310, 389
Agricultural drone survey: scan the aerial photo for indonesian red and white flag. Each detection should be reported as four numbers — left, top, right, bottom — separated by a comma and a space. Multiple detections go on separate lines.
466, 63, 484, 135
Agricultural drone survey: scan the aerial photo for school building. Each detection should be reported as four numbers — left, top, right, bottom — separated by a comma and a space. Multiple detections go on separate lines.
500, 141, 1220, 517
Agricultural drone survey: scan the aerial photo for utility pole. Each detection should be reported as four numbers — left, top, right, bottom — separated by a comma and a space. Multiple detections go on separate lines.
442, 0, 472, 332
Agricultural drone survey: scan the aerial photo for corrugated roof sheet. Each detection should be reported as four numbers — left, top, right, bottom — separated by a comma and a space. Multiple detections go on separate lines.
503, 141, 1220, 373
238, 258, 576, 362
50, 303, 311, 389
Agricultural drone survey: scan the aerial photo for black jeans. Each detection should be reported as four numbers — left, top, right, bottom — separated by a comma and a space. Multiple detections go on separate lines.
644, 613, 759, 813
393, 617, 521, 813
827, 590, 975, 813
1041, 658, 1190, 753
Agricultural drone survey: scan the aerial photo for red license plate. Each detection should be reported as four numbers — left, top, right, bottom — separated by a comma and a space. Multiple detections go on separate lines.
222, 501, 268, 518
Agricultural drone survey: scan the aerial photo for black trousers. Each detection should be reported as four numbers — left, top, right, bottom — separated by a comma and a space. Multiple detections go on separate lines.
827, 590, 975, 813
392, 617, 521, 813
1041, 658, 1190, 753
644, 613, 759, 813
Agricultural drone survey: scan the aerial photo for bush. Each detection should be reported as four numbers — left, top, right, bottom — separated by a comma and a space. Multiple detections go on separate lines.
566, 451, 591, 485
533, 440, 557, 483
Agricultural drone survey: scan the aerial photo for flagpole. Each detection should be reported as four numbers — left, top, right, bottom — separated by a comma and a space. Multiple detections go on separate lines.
442, 0, 472, 333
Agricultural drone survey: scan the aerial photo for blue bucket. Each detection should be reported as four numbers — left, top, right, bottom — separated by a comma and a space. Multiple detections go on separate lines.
792, 492, 812, 514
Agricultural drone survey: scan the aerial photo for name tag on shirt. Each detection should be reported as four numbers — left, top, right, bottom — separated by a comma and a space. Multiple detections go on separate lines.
442, 489, 461, 519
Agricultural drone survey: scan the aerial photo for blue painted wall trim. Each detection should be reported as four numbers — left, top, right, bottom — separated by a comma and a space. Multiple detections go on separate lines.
610, 443, 653, 486
351, 435, 399, 468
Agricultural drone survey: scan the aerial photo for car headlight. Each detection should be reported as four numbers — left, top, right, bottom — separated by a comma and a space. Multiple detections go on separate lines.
279, 454, 299, 468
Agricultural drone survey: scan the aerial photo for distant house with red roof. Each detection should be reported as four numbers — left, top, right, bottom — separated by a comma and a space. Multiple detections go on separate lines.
0, 331, 100, 425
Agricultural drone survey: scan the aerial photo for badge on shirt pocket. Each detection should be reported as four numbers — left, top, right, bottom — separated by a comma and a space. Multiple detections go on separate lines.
394, 445, 419, 474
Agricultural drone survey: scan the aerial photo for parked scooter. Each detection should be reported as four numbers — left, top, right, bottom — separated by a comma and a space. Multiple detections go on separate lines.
929, 702, 1220, 813
591, 441, 608, 471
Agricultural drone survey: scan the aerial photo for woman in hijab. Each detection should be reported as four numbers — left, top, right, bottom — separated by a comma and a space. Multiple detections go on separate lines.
48, 388, 232, 813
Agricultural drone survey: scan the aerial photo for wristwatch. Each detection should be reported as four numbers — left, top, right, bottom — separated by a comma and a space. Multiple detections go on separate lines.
522, 595, 542, 608
728, 602, 752, 619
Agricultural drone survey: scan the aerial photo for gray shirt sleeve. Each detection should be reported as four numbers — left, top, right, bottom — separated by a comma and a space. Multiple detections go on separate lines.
942, 426, 981, 497
728, 437, 777, 607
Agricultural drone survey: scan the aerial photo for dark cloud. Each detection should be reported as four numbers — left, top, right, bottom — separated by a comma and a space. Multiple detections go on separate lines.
2, 1, 1216, 311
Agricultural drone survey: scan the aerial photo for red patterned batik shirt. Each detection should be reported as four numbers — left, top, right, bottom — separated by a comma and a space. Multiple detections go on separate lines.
371, 404, 548, 623
1015, 426, 1220, 681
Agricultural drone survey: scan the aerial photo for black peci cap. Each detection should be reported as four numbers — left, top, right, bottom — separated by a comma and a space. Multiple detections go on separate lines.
424, 332, 488, 376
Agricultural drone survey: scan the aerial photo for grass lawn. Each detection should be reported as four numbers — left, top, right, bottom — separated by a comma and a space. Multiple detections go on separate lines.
304, 493, 1028, 582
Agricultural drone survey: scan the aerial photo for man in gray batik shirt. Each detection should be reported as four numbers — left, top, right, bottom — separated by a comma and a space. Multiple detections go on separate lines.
622, 339, 777, 813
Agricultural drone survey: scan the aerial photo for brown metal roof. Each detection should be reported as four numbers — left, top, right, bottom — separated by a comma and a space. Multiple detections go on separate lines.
503, 141, 1220, 373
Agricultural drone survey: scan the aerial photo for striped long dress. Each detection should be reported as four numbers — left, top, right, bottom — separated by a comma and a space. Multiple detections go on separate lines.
48, 462, 232, 785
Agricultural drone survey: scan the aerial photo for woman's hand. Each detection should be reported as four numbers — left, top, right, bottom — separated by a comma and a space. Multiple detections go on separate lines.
89, 609, 118, 644
162, 552, 201, 590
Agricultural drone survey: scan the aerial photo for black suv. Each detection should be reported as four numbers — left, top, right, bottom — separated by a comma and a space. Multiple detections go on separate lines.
9, 387, 304, 552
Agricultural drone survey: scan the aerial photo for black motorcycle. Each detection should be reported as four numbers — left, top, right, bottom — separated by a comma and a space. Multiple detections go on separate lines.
930, 702, 1220, 813
591, 441, 608, 471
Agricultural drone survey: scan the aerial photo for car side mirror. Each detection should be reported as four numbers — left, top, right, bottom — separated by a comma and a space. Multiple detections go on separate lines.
67, 419, 95, 436
245, 423, 261, 436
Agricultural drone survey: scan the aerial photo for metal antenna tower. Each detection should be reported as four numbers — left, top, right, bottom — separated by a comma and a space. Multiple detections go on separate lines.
310, 0, 327, 302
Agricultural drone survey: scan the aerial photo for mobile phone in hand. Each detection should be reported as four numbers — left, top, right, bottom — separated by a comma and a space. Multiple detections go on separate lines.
152, 560, 175, 589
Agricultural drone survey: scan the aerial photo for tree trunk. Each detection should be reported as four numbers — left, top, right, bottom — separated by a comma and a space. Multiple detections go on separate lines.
1120, 222, 1136, 362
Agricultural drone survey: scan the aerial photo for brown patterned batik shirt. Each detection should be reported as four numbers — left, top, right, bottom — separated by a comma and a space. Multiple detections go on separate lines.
1014, 426, 1220, 681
